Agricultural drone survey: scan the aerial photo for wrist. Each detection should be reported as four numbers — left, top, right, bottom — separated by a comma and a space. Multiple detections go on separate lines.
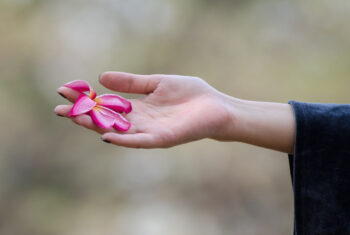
213, 93, 295, 153
210, 92, 245, 141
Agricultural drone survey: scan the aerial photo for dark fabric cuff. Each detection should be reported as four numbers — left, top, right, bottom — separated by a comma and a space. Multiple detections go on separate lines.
288, 100, 350, 234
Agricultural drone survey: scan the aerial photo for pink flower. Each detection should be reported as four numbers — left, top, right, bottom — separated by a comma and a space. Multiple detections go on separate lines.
63, 80, 132, 131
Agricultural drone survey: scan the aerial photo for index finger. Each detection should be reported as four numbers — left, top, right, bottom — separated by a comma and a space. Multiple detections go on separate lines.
57, 86, 81, 103
99, 71, 162, 94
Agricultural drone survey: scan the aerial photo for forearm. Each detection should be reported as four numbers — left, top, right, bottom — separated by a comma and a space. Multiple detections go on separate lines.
220, 95, 296, 154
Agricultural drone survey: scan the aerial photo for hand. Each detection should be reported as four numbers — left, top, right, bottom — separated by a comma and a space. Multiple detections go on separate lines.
54, 72, 233, 148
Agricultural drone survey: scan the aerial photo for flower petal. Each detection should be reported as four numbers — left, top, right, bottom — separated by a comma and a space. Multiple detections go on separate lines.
90, 105, 131, 131
68, 94, 96, 117
113, 117, 131, 131
89, 107, 115, 129
64, 80, 97, 99
94, 94, 132, 114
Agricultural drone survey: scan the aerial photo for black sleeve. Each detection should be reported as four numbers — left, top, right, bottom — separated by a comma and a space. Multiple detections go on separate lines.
288, 101, 350, 235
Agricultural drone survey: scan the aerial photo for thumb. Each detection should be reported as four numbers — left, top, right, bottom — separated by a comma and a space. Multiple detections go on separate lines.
99, 71, 162, 94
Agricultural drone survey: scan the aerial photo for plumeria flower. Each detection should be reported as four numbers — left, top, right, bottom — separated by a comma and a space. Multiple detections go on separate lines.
63, 80, 132, 131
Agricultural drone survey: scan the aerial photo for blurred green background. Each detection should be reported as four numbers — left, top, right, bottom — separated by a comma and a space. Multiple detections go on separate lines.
1, 0, 350, 234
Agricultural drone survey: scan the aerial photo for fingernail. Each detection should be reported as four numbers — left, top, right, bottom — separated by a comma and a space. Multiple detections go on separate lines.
101, 137, 111, 143
53, 110, 64, 117
58, 92, 67, 99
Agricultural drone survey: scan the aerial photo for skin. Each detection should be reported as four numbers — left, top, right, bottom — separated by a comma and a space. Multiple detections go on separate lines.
54, 72, 295, 154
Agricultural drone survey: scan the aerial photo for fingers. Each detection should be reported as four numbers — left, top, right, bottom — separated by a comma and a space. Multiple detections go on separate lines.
57, 86, 81, 103
71, 115, 110, 134
54, 105, 72, 117
99, 71, 162, 94
54, 105, 138, 135
54, 105, 109, 134
55, 103, 154, 145
101, 133, 158, 148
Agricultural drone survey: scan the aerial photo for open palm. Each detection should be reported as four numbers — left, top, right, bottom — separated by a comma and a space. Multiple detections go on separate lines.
55, 72, 230, 148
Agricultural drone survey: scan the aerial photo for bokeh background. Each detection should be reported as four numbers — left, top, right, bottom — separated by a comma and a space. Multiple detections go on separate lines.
1, 0, 350, 234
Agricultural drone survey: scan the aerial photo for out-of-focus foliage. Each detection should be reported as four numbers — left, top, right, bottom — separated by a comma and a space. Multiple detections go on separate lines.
1, 0, 350, 234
